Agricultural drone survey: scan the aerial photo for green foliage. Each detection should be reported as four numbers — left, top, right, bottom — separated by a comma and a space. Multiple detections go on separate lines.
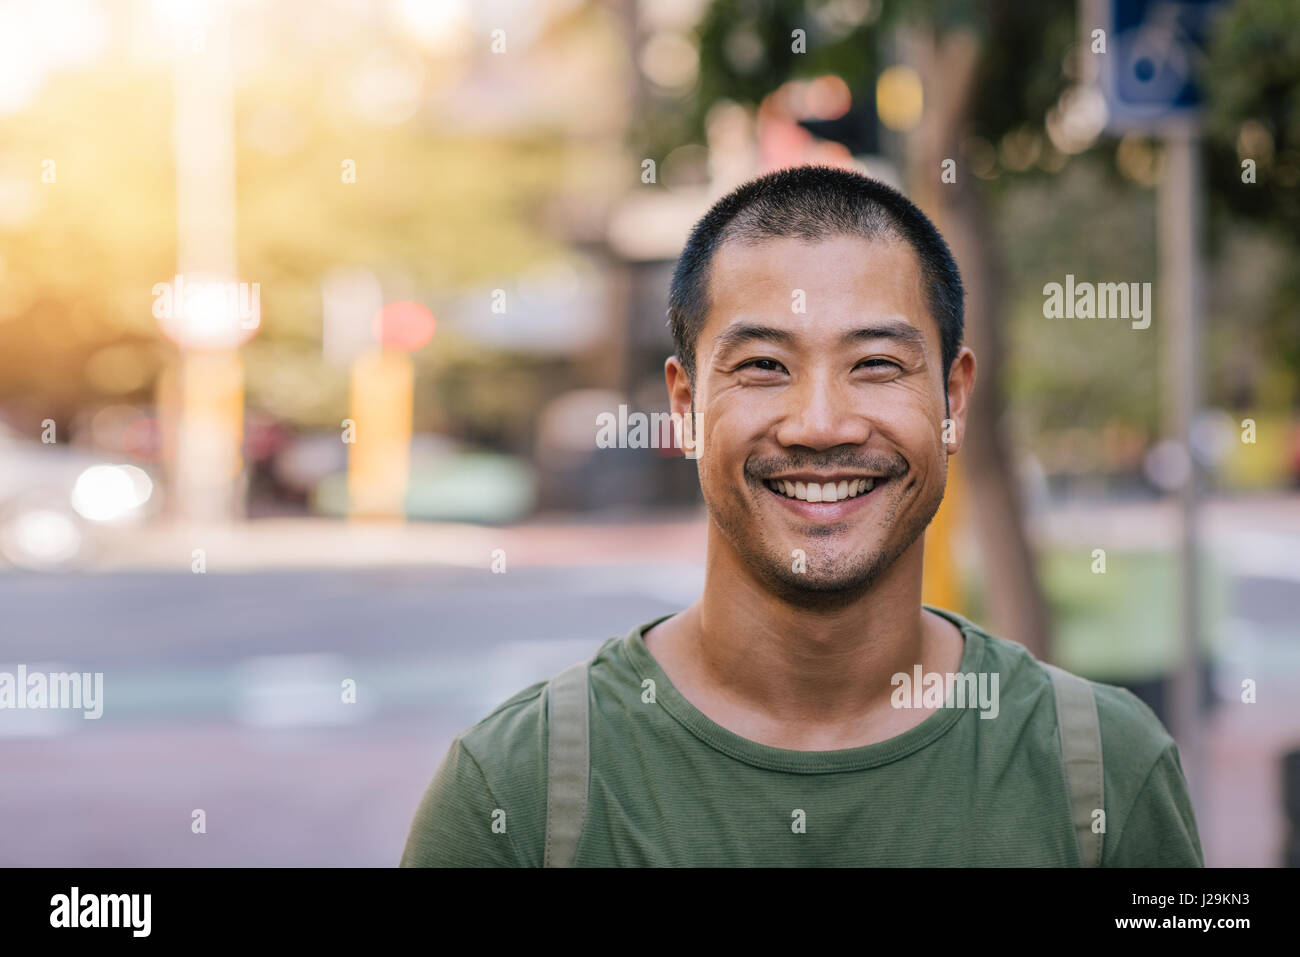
675, 0, 1074, 158
1206, 0, 1300, 231
1000, 161, 1161, 442
1204, 0, 1300, 391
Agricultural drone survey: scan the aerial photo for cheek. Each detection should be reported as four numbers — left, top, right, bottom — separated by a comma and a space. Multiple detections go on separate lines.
873, 404, 942, 458
703, 401, 771, 459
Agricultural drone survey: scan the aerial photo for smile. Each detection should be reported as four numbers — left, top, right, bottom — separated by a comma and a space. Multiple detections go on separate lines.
762, 476, 878, 503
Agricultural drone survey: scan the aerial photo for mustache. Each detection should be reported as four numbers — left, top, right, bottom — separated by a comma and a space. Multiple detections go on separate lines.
746, 450, 908, 481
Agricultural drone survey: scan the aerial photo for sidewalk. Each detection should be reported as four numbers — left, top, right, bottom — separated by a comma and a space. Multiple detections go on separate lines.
82, 511, 710, 573
71, 493, 1300, 573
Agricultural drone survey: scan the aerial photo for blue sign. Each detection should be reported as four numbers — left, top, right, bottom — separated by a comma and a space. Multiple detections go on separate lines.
1102, 0, 1225, 130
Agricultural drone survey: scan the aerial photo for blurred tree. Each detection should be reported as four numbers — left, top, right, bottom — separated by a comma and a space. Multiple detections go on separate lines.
0, 3, 582, 440
1205, 0, 1300, 396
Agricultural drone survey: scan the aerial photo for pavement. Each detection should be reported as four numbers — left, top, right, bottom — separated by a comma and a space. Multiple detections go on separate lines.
59, 493, 1300, 573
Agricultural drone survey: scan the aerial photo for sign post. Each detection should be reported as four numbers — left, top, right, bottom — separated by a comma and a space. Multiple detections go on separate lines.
1092, 0, 1225, 814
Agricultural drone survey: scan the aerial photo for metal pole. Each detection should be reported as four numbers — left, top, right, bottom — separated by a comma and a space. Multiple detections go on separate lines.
170, 2, 242, 525
1159, 126, 1203, 813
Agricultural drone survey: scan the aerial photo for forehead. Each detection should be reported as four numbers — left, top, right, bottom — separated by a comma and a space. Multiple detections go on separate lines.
701, 232, 932, 345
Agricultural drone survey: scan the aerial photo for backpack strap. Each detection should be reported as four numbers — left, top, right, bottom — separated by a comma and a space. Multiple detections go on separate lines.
543, 659, 591, 868
1042, 662, 1105, 867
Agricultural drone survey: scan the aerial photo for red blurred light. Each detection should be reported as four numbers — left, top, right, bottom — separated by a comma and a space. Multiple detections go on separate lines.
121, 416, 163, 462
371, 301, 435, 352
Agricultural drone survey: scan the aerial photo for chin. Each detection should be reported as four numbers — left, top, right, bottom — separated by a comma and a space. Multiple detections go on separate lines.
763, 551, 886, 596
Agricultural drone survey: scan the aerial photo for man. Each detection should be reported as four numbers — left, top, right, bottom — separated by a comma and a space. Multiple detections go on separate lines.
400, 165, 1204, 867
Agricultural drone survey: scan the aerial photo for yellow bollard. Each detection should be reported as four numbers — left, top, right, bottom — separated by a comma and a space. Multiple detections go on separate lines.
922, 453, 965, 613
164, 349, 245, 522
346, 349, 413, 520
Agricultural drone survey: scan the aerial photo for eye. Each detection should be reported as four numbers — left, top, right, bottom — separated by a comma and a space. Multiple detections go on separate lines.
737, 358, 787, 373
855, 358, 902, 372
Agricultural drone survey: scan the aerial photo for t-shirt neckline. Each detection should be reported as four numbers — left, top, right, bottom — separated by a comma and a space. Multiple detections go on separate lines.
621, 604, 986, 774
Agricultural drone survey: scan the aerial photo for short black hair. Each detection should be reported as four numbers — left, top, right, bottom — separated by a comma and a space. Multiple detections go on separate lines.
667, 165, 964, 393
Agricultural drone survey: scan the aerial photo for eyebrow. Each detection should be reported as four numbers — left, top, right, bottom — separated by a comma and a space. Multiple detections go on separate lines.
712, 319, 927, 357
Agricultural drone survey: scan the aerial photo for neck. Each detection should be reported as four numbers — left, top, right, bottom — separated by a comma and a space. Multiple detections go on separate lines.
673, 524, 947, 728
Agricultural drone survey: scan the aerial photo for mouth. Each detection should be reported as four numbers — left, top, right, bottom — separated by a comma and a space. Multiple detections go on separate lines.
763, 476, 878, 503
759, 473, 888, 521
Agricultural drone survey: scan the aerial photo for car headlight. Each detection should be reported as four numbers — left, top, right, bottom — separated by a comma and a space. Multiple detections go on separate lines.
70, 464, 153, 523
0, 508, 82, 568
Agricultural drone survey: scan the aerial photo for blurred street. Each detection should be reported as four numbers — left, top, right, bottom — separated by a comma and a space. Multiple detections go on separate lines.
0, 561, 694, 866
2, 495, 1298, 866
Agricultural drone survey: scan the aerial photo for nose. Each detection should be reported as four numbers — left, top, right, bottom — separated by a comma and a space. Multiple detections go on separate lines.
773, 371, 872, 451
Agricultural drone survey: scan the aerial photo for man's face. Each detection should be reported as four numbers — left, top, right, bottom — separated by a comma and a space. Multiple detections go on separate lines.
666, 232, 974, 601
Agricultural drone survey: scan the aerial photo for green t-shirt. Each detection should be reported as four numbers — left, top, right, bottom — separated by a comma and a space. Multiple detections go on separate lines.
400, 605, 1204, 867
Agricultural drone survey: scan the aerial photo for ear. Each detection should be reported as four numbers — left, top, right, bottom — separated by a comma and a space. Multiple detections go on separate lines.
665, 356, 702, 458
943, 347, 976, 454
665, 355, 693, 418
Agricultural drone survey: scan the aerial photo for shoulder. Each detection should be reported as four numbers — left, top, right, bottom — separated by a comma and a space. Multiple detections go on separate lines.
949, 610, 1201, 865
402, 632, 626, 867
1088, 679, 1177, 769
455, 631, 626, 768
457, 678, 549, 766
399, 679, 550, 867
950, 609, 1175, 768
449, 675, 553, 850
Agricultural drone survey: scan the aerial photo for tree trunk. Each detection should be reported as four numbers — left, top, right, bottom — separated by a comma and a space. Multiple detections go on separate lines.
904, 27, 1051, 659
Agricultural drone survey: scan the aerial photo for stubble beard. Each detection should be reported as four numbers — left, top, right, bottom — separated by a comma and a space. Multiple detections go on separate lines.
701, 459, 948, 612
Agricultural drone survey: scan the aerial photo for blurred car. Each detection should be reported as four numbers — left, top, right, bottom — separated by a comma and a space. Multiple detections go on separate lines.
0, 424, 156, 570
293, 432, 536, 524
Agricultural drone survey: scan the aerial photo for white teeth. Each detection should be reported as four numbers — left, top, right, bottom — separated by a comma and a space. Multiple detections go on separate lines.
766, 477, 880, 502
